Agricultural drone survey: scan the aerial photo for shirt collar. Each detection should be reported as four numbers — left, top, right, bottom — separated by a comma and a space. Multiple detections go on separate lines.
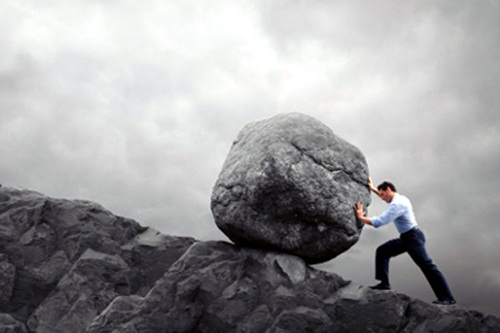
390, 193, 400, 203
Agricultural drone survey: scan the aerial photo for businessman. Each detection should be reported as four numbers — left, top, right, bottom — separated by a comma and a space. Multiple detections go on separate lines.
354, 178, 456, 305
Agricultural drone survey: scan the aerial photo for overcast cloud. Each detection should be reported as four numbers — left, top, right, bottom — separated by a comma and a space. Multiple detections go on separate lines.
1, 0, 499, 316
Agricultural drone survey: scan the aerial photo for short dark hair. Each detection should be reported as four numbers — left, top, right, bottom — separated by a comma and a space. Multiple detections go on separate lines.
377, 181, 397, 192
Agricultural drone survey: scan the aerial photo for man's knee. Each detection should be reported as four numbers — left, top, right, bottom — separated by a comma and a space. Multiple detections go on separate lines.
376, 240, 401, 258
376, 244, 392, 258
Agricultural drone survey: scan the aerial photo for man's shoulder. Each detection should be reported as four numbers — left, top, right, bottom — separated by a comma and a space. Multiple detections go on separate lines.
392, 193, 411, 205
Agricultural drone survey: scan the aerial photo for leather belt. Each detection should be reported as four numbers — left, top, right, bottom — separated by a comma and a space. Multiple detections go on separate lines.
401, 226, 418, 236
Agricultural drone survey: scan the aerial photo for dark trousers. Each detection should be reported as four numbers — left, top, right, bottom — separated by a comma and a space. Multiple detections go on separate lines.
375, 227, 454, 301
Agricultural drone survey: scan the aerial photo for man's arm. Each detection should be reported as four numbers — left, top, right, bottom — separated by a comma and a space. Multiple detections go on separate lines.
354, 202, 372, 226
355, 201, 399, 228
368, 177, 381, 198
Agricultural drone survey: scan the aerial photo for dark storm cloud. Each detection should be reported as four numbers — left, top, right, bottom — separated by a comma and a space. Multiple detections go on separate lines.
1, 0, 499, 315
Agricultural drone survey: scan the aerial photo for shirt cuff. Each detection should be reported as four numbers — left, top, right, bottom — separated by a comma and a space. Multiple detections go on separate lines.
370, 216, 381, 228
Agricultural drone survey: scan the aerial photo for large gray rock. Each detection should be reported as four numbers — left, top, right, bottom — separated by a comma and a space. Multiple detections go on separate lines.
1, 187, 499, 332
0, 187, 195, 332
27, 249, 131, 333
86, 241, 500, 333
86, 241, 349, 332
0, 187, 146, 320
211, 113, 371, 263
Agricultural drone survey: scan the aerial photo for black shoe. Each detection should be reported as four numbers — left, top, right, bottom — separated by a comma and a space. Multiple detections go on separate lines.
369, 282, 391, 290
433, 299, 456, 305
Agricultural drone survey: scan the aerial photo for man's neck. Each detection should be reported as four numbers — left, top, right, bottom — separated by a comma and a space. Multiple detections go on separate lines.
388, 192, 397, 202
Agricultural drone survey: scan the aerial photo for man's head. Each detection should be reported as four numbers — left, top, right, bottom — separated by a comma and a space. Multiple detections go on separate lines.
377, 181, 397, 203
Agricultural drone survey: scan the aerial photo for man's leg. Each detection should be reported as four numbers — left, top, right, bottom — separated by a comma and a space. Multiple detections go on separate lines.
375, 238, 406, 287
404, 229, 455, 301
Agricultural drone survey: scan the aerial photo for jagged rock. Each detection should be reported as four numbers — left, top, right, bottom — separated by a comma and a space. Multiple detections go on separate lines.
0, 187, 145, 320
0, 254, 15, 306
27, 249, 131, 333
86, 241, 348, 332
0, 187, 195, 331
325, 284, 500, 332
1, 187, 499, 332
0, 313, 27, 333
268, 307, 336, 332
211, 113, 371, 264
120, 227, 197, 296
327, 283, 410, 331
86, 295, 144, 332
399, 298, 500, 332
86, 241, 500, 333
31, 251, 71, 287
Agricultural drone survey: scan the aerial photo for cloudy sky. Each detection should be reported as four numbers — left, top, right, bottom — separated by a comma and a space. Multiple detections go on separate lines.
1, 0, 499, 316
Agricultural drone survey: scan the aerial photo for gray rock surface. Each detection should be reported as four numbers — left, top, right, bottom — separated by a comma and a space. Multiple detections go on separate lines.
86, 241, 348, 332
0, 187, 195, 332
211, 113, 371, 263
87, 241, 500, 333
1, 186, 499, 332
0, 254, 15, 306
0, 313, 27, 333
27, 249, 131, 333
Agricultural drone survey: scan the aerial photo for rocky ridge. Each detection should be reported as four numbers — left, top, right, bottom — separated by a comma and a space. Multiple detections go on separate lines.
0, 186, 499, 332
0, 187, 195, 332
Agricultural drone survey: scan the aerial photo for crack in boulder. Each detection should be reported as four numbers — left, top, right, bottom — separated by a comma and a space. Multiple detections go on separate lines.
211, 113, 371, 263
289, 141, 367, 187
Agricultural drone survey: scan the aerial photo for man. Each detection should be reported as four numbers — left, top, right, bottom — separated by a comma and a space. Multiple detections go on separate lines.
354, 178, 456, 305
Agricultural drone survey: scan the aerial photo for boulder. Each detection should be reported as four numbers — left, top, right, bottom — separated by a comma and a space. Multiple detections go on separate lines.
211, 113, 371, 263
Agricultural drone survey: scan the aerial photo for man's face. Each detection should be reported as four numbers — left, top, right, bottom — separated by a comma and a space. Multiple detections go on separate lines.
379, 189, 393, 203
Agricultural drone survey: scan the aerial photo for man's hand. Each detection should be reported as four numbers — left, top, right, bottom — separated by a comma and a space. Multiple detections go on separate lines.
354, 202, 372, 226
354, 202, 365, 219
367, 177, 381, 197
